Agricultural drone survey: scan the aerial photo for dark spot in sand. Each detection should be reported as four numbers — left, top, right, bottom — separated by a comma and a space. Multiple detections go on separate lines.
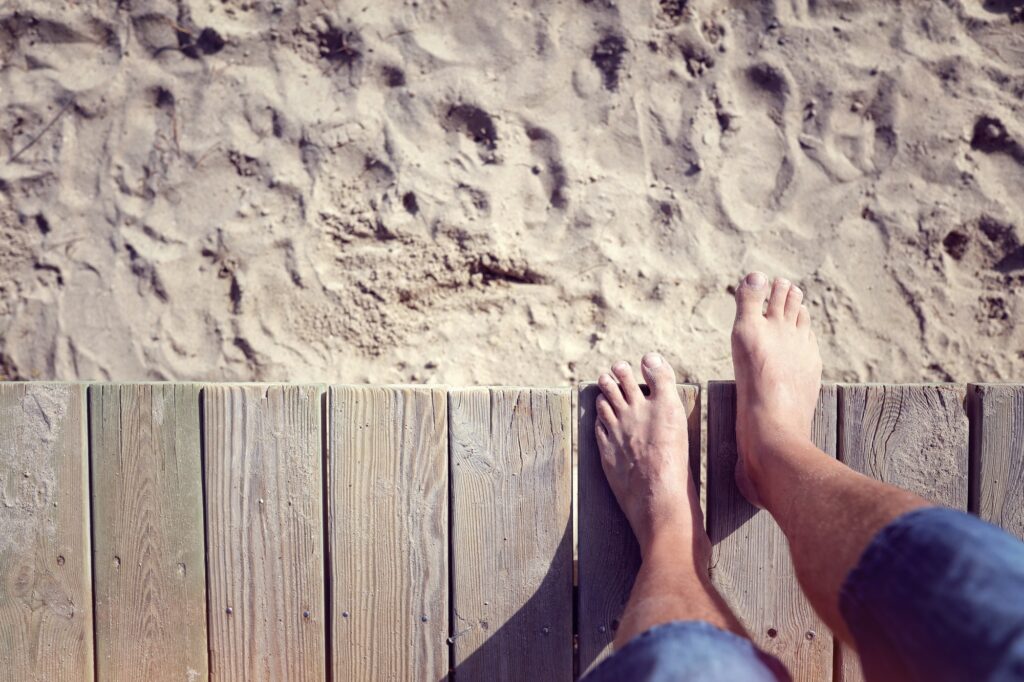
318, 26, 362, 67
659, 0, 688, 20
402, 191, 419, 215
35, 213, 50, 235
447, 104, 496, 150
196, 28, 225, 55
229, 276, 242, 313
592, 35, 628, 91
747, 63, 788, 95
445, 104, 498, 162
942, 230, 969, 260
154, 87, 175, 109
970, 116, 1011, 154
179, 27, 225, 58
981, 295, 1009, 321
382, 65, 406, 87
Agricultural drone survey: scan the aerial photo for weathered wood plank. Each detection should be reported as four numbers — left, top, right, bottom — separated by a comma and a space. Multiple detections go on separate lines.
89, 383, 208, 681
0, 383, 93, 680
577, 383, 700, 676
328, 386, 448, 681
449, 388, 573, 681
706, 382, 836, 681
968, 384, 1024, 540
836, 384, 968, 682
204, 385, 326, 681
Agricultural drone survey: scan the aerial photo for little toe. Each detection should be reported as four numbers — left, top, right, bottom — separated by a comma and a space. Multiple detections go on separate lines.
595, 419, 611, 451
596, 395, 617, 428
640, 352, 677, 398
598, 373, 626, 411
784, 285, 803, 321
734, 271, 770, 321
766, 277, 791, 319
612, 361, 643, 403
797, 304, 811, 329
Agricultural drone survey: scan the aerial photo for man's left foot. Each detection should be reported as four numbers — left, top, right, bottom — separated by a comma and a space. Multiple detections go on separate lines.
595, 353, 704, 556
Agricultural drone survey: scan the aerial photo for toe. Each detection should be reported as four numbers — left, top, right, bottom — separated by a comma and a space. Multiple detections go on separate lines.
734, 271, 770, 321
784, 285, 803, 321
597, 373, 626, 411
766, 277, 791, 318
595, 419, 611, 452
640, 352, 677, 398
611, 361, 643, 403
596, 395, 617, 426
796, 304, 811, 329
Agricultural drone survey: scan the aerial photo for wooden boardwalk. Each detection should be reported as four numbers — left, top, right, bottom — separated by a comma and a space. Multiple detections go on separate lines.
0, 382, 1021, 681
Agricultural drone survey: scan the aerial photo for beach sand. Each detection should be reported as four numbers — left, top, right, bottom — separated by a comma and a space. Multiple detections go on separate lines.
1, 0, 1022, 385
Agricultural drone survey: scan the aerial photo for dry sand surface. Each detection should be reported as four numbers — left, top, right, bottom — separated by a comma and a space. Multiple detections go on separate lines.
1, 0, 1023, 385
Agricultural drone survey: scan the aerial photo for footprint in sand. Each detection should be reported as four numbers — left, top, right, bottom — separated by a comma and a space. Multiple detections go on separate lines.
716, 62, 796, 231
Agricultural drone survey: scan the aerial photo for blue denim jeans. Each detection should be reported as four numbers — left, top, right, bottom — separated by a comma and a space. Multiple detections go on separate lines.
583, 508, 1024, 681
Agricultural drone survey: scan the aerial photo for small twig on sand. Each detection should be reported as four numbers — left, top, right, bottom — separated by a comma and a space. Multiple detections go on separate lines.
7, 97, 75, 164
163, 16, 194, 37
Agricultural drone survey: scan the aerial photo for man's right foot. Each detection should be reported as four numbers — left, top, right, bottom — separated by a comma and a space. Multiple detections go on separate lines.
730, 272, 822, 507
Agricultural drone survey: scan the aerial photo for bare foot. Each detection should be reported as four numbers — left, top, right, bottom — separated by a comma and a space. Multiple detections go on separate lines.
731, 272, 822, 507
595, 353, 705, 558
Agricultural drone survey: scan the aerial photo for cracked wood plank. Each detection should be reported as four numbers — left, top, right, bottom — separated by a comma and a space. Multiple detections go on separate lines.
448, 388, 572, 681
328, 386, 448, 680
836, 384, 968, 682
203, 385, 325, 681
0, 383, 92, 680
968, 384, 1024, 540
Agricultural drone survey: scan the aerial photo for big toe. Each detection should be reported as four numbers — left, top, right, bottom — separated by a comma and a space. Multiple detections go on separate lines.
735, 272, 770, 321
641, 352, 677, 397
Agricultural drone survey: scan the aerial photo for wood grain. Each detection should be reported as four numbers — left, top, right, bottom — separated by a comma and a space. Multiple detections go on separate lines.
968, 384, 1024, 540
203, 385, 326, 681
327, 386, 448, 681
90, 383, 208, 681
0, 383, 93, 680
449, 388, 573, 681
576, 382, 700, 676
836, 384, 968, 682
706, 382, 836, 681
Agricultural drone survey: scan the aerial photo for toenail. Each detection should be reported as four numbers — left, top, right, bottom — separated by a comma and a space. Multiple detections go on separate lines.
792, 286, 802, 296
775, 278, 790, 288
613, 361, 629, 372
643, 353, 663, 368
744, 272, 767, 288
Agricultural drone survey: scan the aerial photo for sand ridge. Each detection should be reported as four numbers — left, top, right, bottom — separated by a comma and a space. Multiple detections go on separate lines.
0, 0, 1022, 384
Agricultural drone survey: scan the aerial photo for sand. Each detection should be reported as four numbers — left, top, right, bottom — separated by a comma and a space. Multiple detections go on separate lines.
0, 0, 1022, 385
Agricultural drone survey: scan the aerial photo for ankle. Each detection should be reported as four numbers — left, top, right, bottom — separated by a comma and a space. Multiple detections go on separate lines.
740, 428, 814, 478
750, 438, 834, 514
640, 521, 711, 567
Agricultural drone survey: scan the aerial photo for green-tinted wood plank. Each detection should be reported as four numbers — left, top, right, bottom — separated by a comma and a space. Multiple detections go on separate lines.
90, 383, 208, 681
